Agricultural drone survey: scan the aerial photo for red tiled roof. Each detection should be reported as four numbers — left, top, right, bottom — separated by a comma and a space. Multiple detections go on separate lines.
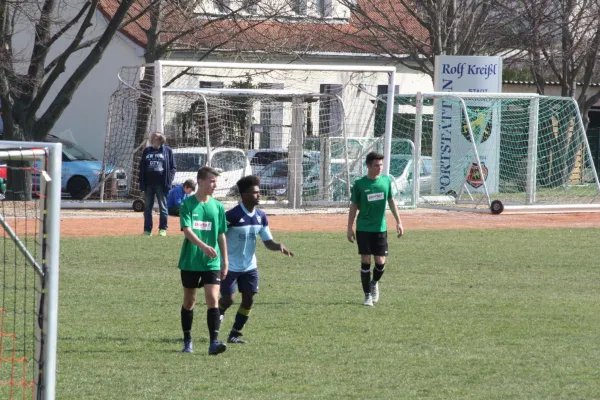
98, 0, 427, 56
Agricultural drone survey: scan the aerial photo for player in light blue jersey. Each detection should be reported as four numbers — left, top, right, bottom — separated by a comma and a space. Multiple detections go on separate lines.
219, 175, 294, 344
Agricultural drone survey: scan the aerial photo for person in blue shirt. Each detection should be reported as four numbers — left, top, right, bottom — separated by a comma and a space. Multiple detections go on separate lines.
138, 132, 176, 236
218, 175, 294, 344
167, 179, 196, 216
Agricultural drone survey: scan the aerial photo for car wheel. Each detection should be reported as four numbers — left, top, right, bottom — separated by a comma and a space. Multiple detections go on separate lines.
67, 176, 91, 200
132, 199, 145, 212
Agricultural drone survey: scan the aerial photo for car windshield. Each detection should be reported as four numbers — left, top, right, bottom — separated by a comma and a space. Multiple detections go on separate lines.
212, 151, 246, 172
62, 141, 97, 161
174, 153, 207, 172
261, 161, 317, 179
252, 151, 287, 166
265, 162, 288, 178
389, 158, 410, 177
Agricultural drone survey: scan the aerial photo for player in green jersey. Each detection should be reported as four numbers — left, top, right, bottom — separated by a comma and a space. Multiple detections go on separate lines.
347, 152, 404, 306
178, 166, 229, 355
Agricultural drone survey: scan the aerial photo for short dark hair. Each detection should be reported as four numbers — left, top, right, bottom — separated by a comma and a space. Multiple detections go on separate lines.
236, 175, 260, 195
197, 166, 220, 180
182, 179, 196, 190
365, 151, 384, 165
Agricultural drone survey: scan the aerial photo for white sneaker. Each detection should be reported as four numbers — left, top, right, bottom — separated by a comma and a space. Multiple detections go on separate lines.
371, 281, 379, 304
363, 294, 374, 306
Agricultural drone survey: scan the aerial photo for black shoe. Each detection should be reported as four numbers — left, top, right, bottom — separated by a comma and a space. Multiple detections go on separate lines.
227, 331, 247, 344
208, 340, 227, 355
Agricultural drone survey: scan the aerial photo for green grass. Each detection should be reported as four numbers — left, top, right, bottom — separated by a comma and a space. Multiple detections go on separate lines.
50, 229, 600, 398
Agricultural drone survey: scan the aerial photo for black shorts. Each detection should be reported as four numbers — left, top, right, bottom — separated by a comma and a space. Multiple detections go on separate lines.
180, 270, 221, 289
356, 231, 388, 256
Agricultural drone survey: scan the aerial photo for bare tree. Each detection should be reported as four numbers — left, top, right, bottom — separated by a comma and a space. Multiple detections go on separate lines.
0, 0, 292, 199
331, 0, 509, 78
504, 0, 600, 127
0, 0, 137, 199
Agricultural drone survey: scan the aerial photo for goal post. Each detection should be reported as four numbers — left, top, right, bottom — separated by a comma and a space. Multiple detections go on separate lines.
0, 141, 61, 400
403, 91, 600, 213
144, 61, 397, 210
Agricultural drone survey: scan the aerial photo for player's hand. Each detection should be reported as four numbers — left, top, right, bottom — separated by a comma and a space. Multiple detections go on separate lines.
280, 244, 294, 257
347, 229, 355, 243
396, 223, 404, 238
220, 265, 228, 281
201, 244, 217, 258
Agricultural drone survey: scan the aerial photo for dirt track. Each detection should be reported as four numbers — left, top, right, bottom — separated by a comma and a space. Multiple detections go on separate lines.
56, 208, 600, 237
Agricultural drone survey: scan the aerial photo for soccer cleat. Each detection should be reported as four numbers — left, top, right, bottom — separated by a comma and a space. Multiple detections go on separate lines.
182, 339, 193, 353
142, 231, 152, 236
208, 340, 227, 355
371, 281, 379, 304
158, 229, 167, 237
227, 331, 247, 344
363, 294, 374, 307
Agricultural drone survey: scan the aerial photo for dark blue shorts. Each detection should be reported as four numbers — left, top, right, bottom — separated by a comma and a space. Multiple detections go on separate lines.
220, 269, 259, 296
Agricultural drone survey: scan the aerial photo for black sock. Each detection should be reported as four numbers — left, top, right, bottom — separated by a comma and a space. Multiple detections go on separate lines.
232, 307, 251, 332
181, 306, 194, 341
373, 263, 385, 282
207, 308, 221, 342
361, 263, 371, 294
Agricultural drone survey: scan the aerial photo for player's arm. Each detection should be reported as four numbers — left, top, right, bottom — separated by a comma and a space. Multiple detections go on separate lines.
263, 239, 294, 257
182, 227, 217, 258
217, 232, 228, 279
347, 202, 358, 243
387, 197, 404, 238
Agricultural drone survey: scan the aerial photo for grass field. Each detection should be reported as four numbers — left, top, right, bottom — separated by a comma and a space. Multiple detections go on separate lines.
10, 228, 600, 398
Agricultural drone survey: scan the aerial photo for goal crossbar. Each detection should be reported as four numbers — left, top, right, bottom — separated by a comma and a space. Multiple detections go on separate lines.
154, 60, 397, 176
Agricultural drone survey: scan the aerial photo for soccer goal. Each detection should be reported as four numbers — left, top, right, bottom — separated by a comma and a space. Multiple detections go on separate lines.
102, 61, 398, 211
395, 92, 600, 213
0, 142, 61, 400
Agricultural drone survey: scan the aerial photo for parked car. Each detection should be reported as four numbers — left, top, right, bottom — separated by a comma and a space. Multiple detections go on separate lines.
36, 135, 128, 199
247, 148, 289, 175
0, 164, 6, 199
389, 155, 433, 196
247, 149, 320, 175
172, 147, 251, 197
235, 158, 321, 199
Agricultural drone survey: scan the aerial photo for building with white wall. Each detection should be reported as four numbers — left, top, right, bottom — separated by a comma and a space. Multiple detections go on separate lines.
8, 0, 433, 159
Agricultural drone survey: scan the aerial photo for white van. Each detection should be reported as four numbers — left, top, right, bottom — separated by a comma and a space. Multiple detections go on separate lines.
172, 147, 251, 197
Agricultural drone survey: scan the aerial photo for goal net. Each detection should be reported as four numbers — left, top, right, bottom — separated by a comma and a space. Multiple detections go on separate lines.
392, 92, 600, 213
0, 142, 61, 399
102, 61, 400, 212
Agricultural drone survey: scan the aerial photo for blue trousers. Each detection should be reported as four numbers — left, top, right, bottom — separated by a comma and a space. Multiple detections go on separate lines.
143, 184, 168, 232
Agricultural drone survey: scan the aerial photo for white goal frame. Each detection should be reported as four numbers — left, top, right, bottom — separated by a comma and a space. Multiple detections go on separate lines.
152, 60, 398, 177
0, 141, 61, 400
411, 91, 600, 213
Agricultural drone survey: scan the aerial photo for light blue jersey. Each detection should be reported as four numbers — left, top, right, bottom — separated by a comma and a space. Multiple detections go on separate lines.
225, 204, 273, 273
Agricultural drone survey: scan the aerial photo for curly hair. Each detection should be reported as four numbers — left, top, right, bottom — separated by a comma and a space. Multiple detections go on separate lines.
236, 175, 260, 195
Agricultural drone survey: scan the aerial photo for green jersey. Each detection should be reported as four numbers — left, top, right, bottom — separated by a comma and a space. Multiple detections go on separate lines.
350, 175, 392, 233
178, 196, 227, 271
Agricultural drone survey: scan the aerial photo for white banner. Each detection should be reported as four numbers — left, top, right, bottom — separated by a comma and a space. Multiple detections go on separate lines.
432, 55, 502, 195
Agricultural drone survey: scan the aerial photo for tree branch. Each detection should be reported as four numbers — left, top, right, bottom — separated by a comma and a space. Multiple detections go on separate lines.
46, 1, 92, 48
28, 0, 100, 119
33, 0, 136, 141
